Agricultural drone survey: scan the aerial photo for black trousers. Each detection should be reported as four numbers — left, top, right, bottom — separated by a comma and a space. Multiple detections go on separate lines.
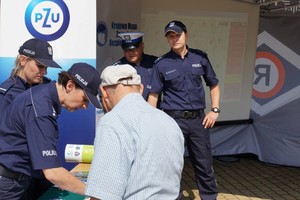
22, 177, 53, 200
167, 111, 218, 200
0, 175, 31, 200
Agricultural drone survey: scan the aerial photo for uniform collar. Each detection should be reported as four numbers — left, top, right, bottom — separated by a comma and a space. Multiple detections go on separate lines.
122, 53, 145, 67
49, 81, 61, 115
13, 75, 31, 89
169, 46, 189, 59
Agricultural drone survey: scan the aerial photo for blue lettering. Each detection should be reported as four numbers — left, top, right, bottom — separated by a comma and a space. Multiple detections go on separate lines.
51, 13, 60, 23
35, 13, 43, 22
43, 8, 51, 28
35, 8, 60, 28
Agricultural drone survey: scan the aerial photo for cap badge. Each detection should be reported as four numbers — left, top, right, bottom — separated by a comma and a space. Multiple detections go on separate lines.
169, 22, 175, 27
47, 46, 53, 56
123, 35, 133, 43
123, 35, 131, 40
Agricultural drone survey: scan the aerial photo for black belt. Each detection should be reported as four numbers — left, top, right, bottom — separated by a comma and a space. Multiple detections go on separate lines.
164, 110, 203, 119
0, 164, 27, 180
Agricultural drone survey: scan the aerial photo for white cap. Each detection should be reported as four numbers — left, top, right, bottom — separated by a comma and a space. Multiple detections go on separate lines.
118, 32, 144, 49
100, 64, 141, 86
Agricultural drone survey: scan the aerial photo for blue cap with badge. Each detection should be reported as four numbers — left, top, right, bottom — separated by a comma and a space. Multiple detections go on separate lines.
118, 32, 144, 50
18, 38, 62, 68
67, 63, 102, 109
164, 20, 187, 36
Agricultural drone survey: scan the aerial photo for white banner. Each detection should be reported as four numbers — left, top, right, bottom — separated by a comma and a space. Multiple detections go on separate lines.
96, 0, 141, 71
0, 0, 96, 59
0, 0, 97, 170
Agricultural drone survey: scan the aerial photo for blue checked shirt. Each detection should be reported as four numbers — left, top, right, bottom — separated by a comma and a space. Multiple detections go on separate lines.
85, 93, 184, 200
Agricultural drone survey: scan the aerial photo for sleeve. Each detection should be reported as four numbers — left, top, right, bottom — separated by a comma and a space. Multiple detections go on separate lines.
85, 123, 134, 200
148, 61, 164, 94
26, 105, 61, 170
201, 54, 219, 87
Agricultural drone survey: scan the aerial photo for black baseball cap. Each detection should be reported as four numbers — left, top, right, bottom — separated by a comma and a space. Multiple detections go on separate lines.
18, 38, 61, 68
164, 20, 187, 36
67, 63, 102, 109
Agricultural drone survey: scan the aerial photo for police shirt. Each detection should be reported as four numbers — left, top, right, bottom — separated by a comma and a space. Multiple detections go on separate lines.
115, 53, 157, 100
0, 81, 61, 176
149, 47, 219, 110
0, 76, 30, 113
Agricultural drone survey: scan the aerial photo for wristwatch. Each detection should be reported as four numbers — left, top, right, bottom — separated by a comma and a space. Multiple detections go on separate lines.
211, 107, 220, 113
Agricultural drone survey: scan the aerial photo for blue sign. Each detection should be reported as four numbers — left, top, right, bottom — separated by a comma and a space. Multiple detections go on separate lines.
25, 0, 70, 41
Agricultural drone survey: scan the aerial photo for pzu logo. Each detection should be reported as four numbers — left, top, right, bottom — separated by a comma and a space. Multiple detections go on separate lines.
25, 0, 70, 41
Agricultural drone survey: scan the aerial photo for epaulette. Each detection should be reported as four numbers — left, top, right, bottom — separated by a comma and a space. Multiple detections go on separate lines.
113, 60, 122, 66
0, 81, 15, 95
154, 56, 164, 64
191, 48, 208, 57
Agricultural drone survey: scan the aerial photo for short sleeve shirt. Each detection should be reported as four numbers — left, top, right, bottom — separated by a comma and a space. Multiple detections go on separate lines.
115, 53, 158, 100
149, 48, 219, 110
0, 81, 61, 176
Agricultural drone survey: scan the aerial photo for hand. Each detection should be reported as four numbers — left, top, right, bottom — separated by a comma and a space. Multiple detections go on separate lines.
202, 111, 219, 129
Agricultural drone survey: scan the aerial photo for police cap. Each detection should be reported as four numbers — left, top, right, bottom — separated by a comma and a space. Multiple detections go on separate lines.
118, 32, 144, 50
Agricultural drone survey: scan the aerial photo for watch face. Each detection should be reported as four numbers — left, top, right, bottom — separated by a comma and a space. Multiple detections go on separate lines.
212, 107, 220, 113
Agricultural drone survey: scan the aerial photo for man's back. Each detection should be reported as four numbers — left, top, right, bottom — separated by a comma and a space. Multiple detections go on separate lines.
86, 93, 184, 200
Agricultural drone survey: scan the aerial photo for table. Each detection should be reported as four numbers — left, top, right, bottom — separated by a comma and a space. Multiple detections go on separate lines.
37, 164, 90, 200
71, 163, 91, 173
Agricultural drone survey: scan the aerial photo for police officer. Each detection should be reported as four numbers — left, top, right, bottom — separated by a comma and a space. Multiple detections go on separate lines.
148, 20, 220, 200
0, 38, 61, 199
0, 38, 61, 115
114, 32, 157, 100
0, 63, 101, 200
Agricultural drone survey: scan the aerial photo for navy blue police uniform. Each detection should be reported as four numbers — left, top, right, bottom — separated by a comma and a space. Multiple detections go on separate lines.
0, 38, 62, 200
149, 47, 219, 200
0, 76, 53, 200
0, 76, 51, 112
0, 81, 61, 199
116, 32, 158, 100
114, 54, 157, 100
0, 76, 30, 111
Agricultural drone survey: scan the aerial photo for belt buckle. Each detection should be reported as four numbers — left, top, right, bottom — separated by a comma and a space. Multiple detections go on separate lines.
183, 111, 192, 119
